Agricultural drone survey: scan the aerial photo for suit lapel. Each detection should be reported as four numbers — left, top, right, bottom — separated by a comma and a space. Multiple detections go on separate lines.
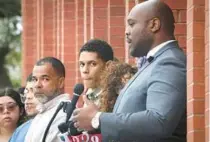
113, 41, 179, 112
113, 60, 152, 112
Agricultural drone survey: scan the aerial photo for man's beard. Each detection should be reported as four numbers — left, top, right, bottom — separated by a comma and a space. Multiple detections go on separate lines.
35, 94, 49, 104
35, 90, 60, 104
130, 31, 153, 57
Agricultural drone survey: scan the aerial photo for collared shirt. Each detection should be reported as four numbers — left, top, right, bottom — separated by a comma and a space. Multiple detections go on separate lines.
9, 119, 33, 142
24, 94, 69, 142
85, 88, 102, 107
146, 40, 176, 58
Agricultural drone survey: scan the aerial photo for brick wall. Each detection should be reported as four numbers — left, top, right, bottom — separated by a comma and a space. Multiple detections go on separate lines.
21, 0, 140, 90
22, 0, 37, 82
22, 0, 209, 141
164, 0, 187, 51
186, 0, 206, 141
205, 0, 210, 141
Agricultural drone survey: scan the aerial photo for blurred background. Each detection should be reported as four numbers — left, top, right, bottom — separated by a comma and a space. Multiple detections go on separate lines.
0, 0, 209, 142
0, 0, 21, 88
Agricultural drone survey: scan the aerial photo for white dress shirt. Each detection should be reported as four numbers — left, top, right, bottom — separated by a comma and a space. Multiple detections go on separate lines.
24, 94, 69, 142
146, 40, 176, 58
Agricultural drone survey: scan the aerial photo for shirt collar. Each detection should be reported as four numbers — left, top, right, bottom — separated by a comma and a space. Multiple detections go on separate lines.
86, 88, 102, 101
36, 93, 69, 113
146, 40, 176, 59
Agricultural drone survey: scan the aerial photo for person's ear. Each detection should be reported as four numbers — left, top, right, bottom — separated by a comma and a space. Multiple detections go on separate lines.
105, 61, 112, 68
20, 108, 24, 116
149, 18, 161, 33
58, 77, 65, 89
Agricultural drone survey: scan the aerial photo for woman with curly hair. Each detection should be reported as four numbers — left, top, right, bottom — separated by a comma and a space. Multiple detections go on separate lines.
100, 61, 137, 112
0, 88, 25, 142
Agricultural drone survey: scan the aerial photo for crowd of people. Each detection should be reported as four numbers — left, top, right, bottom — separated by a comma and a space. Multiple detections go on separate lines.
0, 0, 186, 142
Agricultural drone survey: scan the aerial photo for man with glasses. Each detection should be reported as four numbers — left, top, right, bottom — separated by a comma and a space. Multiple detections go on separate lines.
22, 74, 40, 117
9, 74, 40, 142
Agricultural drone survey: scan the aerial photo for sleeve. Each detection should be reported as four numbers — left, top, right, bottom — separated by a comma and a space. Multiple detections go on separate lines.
9, 120, 32, 142
9, 130, 18, 142
48, 111, 67, 142
99, 57, 186, 141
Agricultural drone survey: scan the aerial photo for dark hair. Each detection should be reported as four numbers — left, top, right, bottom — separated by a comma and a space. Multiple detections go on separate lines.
36, 57, 65, 77
80, 39, 114, 62
99, 61, 137, 112
26, 73, 33, 82
0, 88, 26, 126
18, 87, 25, 95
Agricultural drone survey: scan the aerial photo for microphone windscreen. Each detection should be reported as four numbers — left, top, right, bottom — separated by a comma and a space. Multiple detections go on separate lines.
65, 83, 84, 122
73, 84, 84, 95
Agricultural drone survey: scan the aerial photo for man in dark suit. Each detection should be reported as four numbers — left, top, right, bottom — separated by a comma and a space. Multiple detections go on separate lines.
72, 0, 186, 142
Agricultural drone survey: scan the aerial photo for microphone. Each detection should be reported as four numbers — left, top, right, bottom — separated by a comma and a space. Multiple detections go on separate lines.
65, 83, 84, 123
58, 120, 82, 135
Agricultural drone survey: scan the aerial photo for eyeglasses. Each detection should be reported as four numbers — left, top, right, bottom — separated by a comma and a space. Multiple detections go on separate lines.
20, 89, 29, 103
20, 95, 35, 104
20, 95, 26, 103
20, 93, 26, 103
0, 102, 18, 114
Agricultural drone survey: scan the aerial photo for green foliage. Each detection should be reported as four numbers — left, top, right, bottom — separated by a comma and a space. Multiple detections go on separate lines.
0, 17, 22, 88
0, 0, 21, 88
0, 0, 21, 17
5, 17, 22, 88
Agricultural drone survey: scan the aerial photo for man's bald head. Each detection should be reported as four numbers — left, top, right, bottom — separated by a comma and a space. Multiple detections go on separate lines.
125, 0, 175, 57
151, 0, 175, 35
129, 0, 175, 35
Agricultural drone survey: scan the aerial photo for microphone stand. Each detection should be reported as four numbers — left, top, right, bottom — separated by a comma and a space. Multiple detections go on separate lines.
58, 102, 83, 136
58, 101, 72, 133
42, 102, 65, 142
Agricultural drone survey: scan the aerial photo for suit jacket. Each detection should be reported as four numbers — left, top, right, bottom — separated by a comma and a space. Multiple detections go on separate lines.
100, 41, 186, 142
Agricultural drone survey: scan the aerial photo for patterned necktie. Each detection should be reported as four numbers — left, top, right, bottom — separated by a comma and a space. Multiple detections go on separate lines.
136, 56, 147, 69
136, 56, 154, 70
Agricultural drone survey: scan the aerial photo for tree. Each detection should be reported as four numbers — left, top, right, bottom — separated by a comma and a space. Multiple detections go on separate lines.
0, 0, 21, 17
0, 0, 21, 88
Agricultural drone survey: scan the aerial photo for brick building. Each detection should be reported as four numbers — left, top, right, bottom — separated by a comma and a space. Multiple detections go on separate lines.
21, 0, 209, 141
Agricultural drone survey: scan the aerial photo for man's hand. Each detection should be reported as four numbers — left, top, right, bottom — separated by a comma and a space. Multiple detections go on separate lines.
72, 95, 99, 131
